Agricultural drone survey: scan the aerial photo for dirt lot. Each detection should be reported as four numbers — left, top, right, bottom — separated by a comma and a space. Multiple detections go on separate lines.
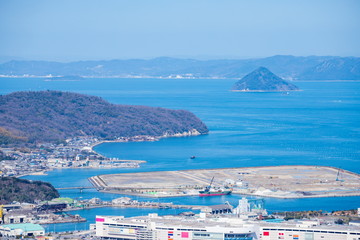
90, 165, 360, 198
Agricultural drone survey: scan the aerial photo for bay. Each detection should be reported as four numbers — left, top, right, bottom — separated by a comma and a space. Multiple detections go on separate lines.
1, 77, 360, 231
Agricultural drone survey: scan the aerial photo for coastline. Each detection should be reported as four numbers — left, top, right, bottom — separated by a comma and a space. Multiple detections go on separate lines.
230, 89, 302, 92
17, 162, 147, 178
1, 76, 360, 82
12, 133, 360, 201
89, 129, 203, 152
17, 170, 49, 178
9, 130, 205, 179
96, 188, 360, 199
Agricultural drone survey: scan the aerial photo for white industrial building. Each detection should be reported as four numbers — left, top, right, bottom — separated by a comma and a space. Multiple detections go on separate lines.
95, 213, 257, 240
94, 213, 360, 240
0, 223, 45, 237
94, 198, 360, 240
259, 220, 360, 240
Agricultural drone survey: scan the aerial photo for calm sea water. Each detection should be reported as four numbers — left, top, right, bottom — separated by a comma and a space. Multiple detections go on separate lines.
1, 77, 360, 231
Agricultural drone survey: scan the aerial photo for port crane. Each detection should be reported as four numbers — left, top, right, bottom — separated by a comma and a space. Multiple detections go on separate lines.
336, 168, 344, 182
204, 177, 215, 191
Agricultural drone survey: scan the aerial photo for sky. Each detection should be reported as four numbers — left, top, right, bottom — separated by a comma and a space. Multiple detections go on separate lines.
0, 0, 359, 62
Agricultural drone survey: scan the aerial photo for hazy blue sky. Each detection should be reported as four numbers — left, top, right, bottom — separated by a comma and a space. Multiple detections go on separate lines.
0, 0, 359, 61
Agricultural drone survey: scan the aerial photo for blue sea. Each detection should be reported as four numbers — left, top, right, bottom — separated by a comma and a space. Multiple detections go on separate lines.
1, 77, 360, 231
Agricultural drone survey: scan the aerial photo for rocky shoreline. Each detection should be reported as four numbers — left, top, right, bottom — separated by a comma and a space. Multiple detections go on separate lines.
90, 129, 202, 149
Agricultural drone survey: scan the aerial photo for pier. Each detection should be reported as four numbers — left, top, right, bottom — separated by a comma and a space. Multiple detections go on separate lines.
56, 186, 97, 193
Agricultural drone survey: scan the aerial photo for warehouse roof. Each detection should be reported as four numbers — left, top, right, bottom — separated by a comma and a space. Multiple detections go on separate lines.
0, 223, 44, 231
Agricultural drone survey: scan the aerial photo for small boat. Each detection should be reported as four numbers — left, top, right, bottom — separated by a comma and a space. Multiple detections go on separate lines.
190, 156, 196, 159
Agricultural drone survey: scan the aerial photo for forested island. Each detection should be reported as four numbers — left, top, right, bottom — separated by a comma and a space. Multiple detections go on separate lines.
0, 91, 208, 145
0, 177, 59, 204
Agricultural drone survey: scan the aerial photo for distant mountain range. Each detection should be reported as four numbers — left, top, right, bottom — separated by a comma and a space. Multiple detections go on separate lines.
0, 55, 359, 80
0, 91, 208, 145
232, 67, 299, 92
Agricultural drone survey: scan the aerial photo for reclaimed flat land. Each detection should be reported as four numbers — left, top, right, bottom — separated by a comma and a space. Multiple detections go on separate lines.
89, 165, 360, 198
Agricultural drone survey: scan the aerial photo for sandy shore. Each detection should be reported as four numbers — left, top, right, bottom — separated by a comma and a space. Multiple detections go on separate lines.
17, 171, 48, 177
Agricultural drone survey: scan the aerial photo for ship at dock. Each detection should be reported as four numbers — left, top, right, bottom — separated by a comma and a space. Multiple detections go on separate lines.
199, 177, 232, 196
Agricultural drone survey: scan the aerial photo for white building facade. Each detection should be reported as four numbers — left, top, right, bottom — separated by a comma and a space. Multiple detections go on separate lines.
95, 214, 256, 240
259, 222, 360, 240
95, 214, 360, 240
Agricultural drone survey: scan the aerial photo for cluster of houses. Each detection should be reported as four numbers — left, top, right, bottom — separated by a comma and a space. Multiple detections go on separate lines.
0, 137, 141, 177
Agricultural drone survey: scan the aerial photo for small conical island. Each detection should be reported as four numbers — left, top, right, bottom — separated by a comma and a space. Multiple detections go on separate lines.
232, 67, 299, 92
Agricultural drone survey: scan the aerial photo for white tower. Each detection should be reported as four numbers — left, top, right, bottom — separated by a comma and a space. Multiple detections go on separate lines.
234, 197, 250, 215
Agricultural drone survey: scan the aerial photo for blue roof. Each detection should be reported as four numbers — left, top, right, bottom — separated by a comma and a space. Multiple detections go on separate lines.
1, 223, 44, 231
263, 218, 284, 223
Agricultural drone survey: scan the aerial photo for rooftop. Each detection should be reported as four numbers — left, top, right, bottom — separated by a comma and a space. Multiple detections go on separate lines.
96, 214, 360, 233
97, 214, 254, 229
0, 223, 45, 231
260, 221, 360, 232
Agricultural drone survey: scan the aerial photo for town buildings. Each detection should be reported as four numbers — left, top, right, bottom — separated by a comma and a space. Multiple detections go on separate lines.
0, 137, 142, 177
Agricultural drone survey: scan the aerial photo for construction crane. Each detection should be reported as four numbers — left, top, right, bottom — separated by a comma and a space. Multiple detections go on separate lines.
336, 168, 344, 182
204, 177, 215, 192
0, 205, 3, 223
